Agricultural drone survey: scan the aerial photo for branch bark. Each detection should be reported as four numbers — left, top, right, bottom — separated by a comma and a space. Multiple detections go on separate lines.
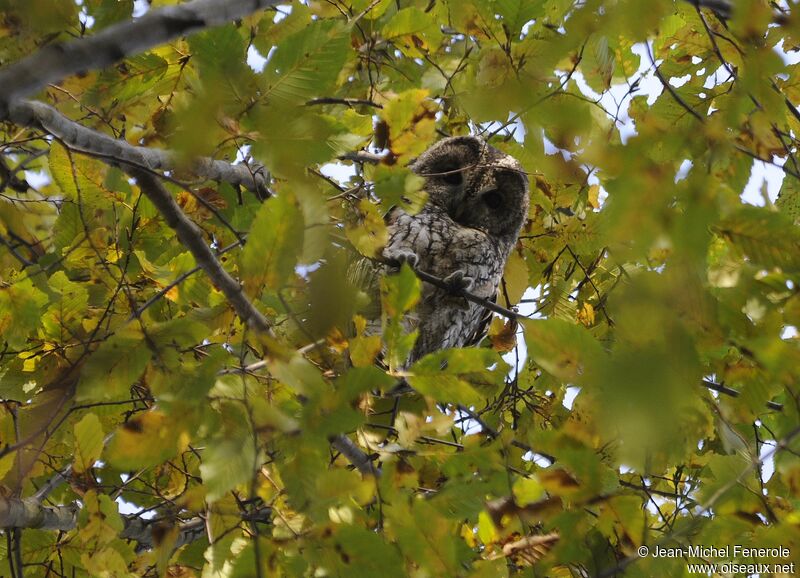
330, 434, 380, 477
0, 495, 78, 531
0, 0, 280, 115
0, 494, 271, 550
127, 167, 274, 337
8, 100, 270, 195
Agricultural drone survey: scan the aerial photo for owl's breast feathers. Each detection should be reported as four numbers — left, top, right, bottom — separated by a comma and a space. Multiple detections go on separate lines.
382, 206, 507, 361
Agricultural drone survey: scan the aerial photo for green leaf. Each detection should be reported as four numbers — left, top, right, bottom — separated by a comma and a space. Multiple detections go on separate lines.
380, 264, 420, 370
494, 0, 543, 39
41, 271, 89, 340
261, 20, 350, 105
323, 525, 406, 578
239, 191, 304, 294
776, 175, 800, 224
382, 7, 442, 58
368, 164, 427, 215
77, 326, 153, 401
48, 141, 111, 207
716, 207, 800, 272
388, 500, 470, 576
408, 348, 508, 404
73, 412, 105, 474
200, 435, 259, 503
0, 276, 48, 349
522, 318, 603, 383
84, 0, 133, 29
381, 263, 420, 318
582, 35, 616, 93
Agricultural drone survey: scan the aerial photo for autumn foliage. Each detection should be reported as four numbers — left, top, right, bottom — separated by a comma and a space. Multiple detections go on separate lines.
0, 0, 799, 577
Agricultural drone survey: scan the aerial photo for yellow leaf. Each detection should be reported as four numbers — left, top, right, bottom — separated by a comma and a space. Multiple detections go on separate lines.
587, 184, 601, 209
106, 410, 184, 470
502, 250, 529, 305
577, 302, 595, 327
380, 89, 438, 162
349, 335, 383, 367
488, 317, 518, 353
345, 199, 388, 258
478, 510, 498, 545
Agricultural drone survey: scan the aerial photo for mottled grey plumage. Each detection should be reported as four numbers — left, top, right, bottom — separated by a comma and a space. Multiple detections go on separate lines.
381, 135, 529, 363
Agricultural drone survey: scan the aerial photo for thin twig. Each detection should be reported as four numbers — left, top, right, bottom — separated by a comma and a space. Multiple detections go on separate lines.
130, 238, 246, 320
597, 424, 800, 578
126, 168, 274, 337
306, 98, 382, 108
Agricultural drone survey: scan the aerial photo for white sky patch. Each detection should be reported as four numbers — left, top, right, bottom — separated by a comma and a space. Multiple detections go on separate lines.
247, 46, 267, 73
704, 63, 733, 89
234, 144, 251, 163
132, 0, 149, 17
562, 386, 580, 409
759, 440, 776, 484
774, 38, 800, 65
296, 261, 322, 277
675, 159, 693, 183
273, 4, 292, 23
24, 170, 51, 190
78, 10, 95, 29
561, 40, 792, 209
782, 325, 798, 339
117, 497, 156, 519
669, 73, 692, 88
741, 158, 786, 205
319, 162, 357, 184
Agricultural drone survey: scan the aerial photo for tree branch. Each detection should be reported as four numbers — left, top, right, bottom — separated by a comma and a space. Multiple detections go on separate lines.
702, 379, 784, 411
126, 168, 274, 337
0, 495, 78, 531
0, 0, 280, 115
329, 434, 380, 477
338, 151, 388, 164
121, 506, 271, 550
413, 267, 523, 320
7, 100, 270, 195
597, 424, 800, 578
0, 493, 271, 550
306, 98, 383, 108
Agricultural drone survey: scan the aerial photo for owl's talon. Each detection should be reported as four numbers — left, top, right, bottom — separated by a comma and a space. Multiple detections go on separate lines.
385, 250, 419, 271
443, 270, 474, 294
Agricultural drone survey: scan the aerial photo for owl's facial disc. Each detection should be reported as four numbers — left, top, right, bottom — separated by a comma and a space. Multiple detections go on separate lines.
481, 189, 503, 209
440, 165, 464, 185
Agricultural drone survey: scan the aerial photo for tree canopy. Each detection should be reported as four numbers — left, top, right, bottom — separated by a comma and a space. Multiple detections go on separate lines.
0, 0, 799, 576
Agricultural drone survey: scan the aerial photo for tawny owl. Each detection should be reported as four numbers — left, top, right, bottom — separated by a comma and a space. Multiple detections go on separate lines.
378, 135, 529, 364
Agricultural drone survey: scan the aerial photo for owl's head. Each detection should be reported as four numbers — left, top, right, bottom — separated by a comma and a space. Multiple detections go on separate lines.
409, 136, 529, 247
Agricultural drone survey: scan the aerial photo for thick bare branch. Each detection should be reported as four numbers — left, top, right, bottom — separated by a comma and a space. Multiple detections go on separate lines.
0, 0, 280, 115
8, 100, 269, 194
0, 494, 271, 550
127, 168, 274, 337
330, 434, 380, 477
121, 506, 271, 550
0, 495, 78, 531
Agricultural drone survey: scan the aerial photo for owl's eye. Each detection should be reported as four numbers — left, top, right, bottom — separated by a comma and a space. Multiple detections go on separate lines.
483, 190, 503, 209
442, 169, 463, 185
